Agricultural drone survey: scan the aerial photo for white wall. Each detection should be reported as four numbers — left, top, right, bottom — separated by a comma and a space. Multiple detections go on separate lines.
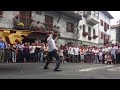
110, 28, 116, 44
78, 11, 112, 45
32, 11, 78, 45
32, 11, 78, 37
78, 11, 99, 44
98, 11, 111, 43
0, 11, 19, 28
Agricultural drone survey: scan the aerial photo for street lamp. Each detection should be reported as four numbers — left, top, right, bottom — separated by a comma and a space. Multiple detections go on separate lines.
79, 25, 82, 29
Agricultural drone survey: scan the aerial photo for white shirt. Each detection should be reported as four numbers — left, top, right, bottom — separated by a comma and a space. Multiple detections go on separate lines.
29, 46, 36, 53
70, 47, 74, 55
104, 47, 110, 53
80, 49, 85, 55
98, 52, 103, 59
68, 47, 71, 54
36, 46, 41, 48
47, 34, 57, 52
59, 50, 64, 56
17, 44, 24, 50
74, 47, 79, 55
102, 48, 105, 52
111, 47, 117, 54
31, 21, 37, 27
93, 49, 99, 55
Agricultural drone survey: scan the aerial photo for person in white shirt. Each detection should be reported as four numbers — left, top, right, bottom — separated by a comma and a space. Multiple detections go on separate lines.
44, 31, 61, 71
80, 47, 85, 63
29, 43, 36, 62
74, 46, 79, 63
98, 49, 103, 64
67, 46, 71, 62
110, 44, 117, 64
58, 45, 64, 63
93, 47, 99, 63
69, 45, 75, 63
17, 42, 24, 63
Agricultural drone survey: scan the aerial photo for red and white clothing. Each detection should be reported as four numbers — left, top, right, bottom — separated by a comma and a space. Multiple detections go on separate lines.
93, 49, 99, 55
80, 49, 85, 55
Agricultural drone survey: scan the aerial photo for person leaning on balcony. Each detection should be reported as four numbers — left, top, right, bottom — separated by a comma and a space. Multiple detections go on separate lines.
13, 15, 24, 29
36, 21, 45, 31
31, 20, 37, 30
0, 38, 6, 63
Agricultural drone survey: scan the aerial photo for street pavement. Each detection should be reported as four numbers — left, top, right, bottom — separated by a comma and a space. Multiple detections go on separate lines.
0, 62, 120, 79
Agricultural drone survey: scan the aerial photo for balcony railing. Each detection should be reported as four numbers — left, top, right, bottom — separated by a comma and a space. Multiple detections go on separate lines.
86, 15, 99, 26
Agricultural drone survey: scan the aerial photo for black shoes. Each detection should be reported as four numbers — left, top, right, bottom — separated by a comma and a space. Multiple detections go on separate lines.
44, 67, 62, 71
44, 67, 50, 69
54, 69, 62, 71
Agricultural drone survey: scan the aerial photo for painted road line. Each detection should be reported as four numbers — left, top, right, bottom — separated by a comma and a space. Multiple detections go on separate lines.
79, 65, 113, 72
107, 67, 120, 71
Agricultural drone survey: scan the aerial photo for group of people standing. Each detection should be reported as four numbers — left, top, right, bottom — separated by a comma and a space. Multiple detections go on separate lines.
0, 31, 120, 71
0, 38, 49, 63
57, 43, 120, 65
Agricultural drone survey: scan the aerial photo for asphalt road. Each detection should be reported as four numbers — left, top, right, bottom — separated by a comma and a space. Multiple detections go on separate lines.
0, 63, 120, 79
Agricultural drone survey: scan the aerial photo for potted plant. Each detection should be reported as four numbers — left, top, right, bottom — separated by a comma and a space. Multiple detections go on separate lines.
88, 36, 92, 40
82, 32, 88, 37
93, 34, 98, 39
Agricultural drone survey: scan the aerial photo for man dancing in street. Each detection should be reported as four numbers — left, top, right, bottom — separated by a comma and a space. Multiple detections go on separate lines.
44, 31, 61, 71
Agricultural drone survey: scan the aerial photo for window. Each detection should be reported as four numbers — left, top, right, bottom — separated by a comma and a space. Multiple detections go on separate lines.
88, 27, 91, 37
66, 22, 74, 33
100, 19, 103, 26
104, 22, 107, 31
104, 34, 106, 40
107, 24, 109, 29
45, 15, 53, 31
108, 35, 110, 40
93, 29, 95, 35
101, 32, 103, 39
83, 24, 86, 32
0, 11, 3, 17
95, 11, 99, 19
92, 11, 99, 19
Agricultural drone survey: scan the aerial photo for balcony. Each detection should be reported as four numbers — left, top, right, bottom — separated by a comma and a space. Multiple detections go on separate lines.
83, 11, 91, 17
57, 11, 82, 20
86, 15, 99, 26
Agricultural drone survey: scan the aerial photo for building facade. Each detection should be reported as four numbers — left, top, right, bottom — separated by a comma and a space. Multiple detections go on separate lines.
0, 11, 113, 46
111, 25, 120, 44
0, 11, 82, 45
78, 11, 113, 47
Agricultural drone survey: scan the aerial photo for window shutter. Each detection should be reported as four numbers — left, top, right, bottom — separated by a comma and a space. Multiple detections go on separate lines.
108, 35, 109, 40
100, 19, 103, 26
101, 32, 103, 39
93, 29, 95, 35
107, 24, 109, 29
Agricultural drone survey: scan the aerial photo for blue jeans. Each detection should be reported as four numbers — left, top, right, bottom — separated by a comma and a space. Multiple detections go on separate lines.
111, 54, 116, 64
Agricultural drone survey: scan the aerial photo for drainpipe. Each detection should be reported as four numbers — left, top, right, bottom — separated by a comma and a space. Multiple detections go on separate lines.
76, 20, 79, 45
